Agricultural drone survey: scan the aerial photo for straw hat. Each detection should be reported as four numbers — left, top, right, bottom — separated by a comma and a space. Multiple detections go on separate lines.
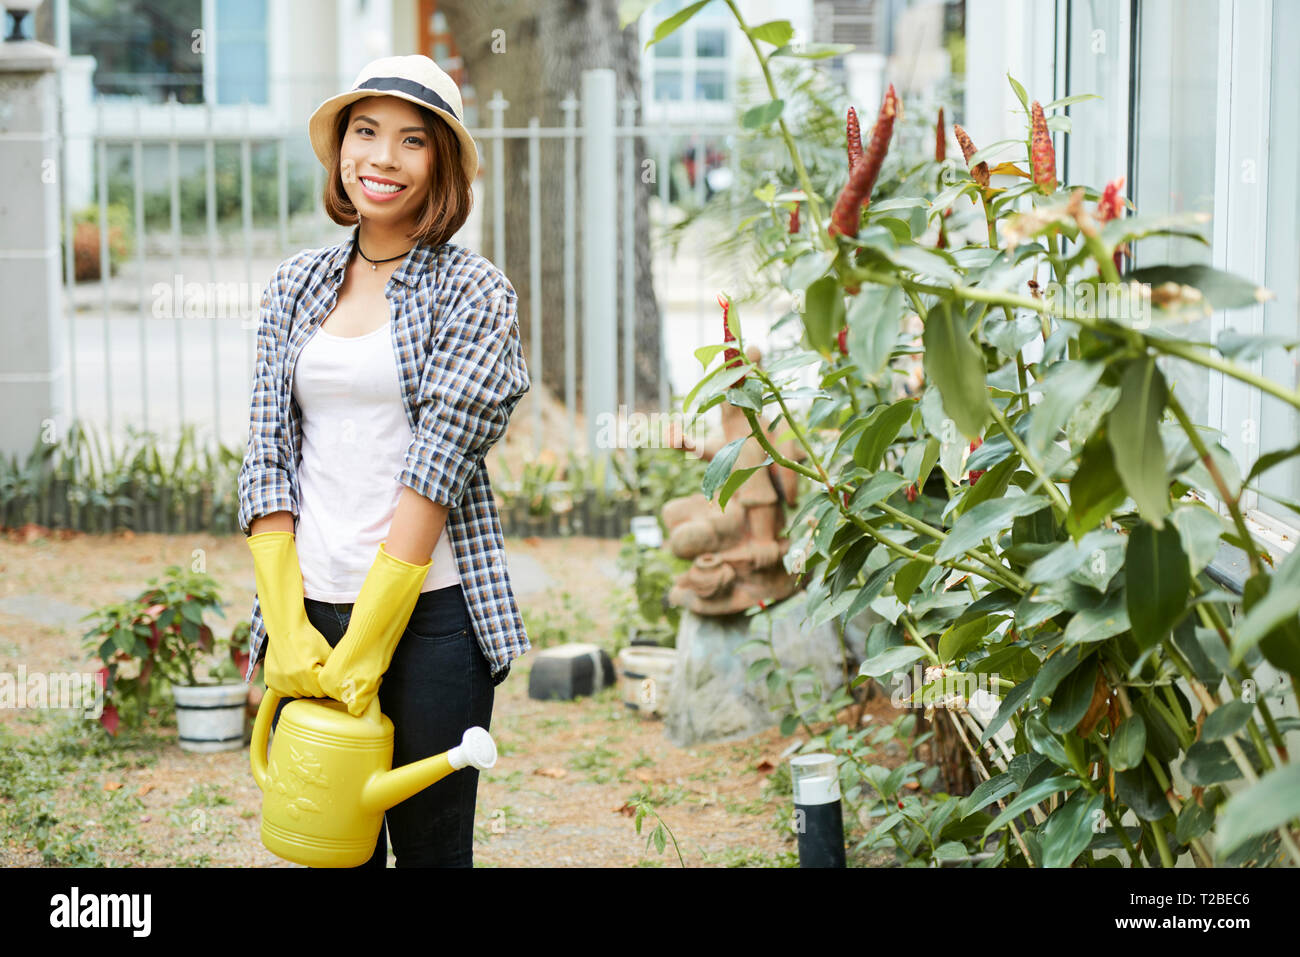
308, 55, 479, 183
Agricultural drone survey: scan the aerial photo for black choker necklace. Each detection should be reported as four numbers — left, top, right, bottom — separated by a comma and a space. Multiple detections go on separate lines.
356, 236, 413, 271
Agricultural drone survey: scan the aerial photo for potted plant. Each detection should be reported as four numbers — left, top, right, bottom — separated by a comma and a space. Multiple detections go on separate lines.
83, 565, 249, 751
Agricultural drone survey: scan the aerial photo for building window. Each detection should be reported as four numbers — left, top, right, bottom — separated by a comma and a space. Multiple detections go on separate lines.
70, 0, 205, 103
1131, 0, 1220, 429
215, 0, 269, 106
644, 0, 729, 106
1255, 0, 1300, 527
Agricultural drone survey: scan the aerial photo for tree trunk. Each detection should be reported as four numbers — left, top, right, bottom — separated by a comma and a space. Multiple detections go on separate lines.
439, 0, 664, 419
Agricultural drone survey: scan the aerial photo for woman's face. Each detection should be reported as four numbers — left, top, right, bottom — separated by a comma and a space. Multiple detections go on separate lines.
338, 95, 432, 222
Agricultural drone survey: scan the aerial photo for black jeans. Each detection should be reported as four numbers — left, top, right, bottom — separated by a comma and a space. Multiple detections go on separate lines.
269, 583, 496, 868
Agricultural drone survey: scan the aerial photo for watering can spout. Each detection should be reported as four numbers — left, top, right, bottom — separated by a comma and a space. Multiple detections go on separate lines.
361, 726, 498, 814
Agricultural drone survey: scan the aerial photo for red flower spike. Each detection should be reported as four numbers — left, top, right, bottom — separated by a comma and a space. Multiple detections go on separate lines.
846, 106, 863, 173
1030, 101, 1058, 194
953, 124, 989, 188
968, 437, 985, 485
837, 326, 848, 356
906, 484, 918, 503
789, 204, 800, 234
897, 799, 905, 809
719, 294, 745, 386
829, 85, 898, 238
935, 107, 945, 163
1097, 176, 1127, 274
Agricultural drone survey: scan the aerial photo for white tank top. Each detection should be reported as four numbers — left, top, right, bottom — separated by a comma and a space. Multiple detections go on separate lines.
292, 321, 460, 603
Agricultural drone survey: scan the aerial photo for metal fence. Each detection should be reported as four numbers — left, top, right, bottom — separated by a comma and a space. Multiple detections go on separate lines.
57, 69, 744, 461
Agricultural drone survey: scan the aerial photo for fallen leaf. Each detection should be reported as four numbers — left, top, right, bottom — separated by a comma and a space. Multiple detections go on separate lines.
904, 781, 921, 791
614, 802, 636, 817
635, 769, 654, 783
534, 767, 567, 779
103, 781, 122, 792
136, 784, 155, 798
755, 758, 776, 774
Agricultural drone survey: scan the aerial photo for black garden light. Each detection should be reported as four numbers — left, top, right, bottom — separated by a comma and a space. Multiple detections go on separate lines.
790, 753, 846, 868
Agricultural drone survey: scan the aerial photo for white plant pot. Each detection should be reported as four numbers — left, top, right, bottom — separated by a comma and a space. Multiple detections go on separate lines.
170, 682, 247, 753
616, 646, 678, 719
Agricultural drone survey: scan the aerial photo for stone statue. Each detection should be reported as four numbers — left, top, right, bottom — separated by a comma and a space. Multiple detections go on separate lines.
661, 345, 808, 615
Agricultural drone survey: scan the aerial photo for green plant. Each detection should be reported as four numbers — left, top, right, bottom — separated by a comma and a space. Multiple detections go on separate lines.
82, 566, 246, 736
654, 1, 1300, 868
613, 533, 688, 648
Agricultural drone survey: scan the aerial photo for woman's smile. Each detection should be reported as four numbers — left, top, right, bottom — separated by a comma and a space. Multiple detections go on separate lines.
359, 175, 408, 201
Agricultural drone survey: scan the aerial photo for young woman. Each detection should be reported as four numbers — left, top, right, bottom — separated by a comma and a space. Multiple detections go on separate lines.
238, 55, 531, 868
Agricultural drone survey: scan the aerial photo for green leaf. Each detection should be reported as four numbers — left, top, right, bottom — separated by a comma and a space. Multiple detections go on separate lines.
1109, 715, 1146, 771
770, 42, 855, 58
1232, 546, 1300, 664
921, 300, 989, 440
1007, 74, 1030, 111
645, 0, 711, 48
742, 98, 785, 129
694, 343, 726, 368
1125, 522, 1190, 650
1067, 438, 1128, 541
1024, 529, 1120, 584
1044, 93, 1102, 110
1215, 331, 1299, 361
747, 19, 794, 45
983, 776, 1080, 838
1062, 591, 1130, 647
1126, 264, 1272, 311
701, 436, 748, 500
960, 773, 1017, 819
887, 246, 961, 284
853, 399, 916, 471
893, 557, 931, 605
717, 460, 771, 511
1106, 359, 1170, 527
786, 249, 834, 290
1215, 762, 1300, 857
934, 495, 1047, 562
938, 616, 993, 665
858, 645, 929, 678
847, 471, 908, 513
1168, 505, 1226, 577
1175, 795, 1214, 845
1201, 700, 1254, 742
1039, 790, 1103, 868
846, 285, 904, 382
1045, 655, 1097, 734
1114, 763, 1168, 821
1181, 740, 1238, 786
803, 276, 844, 357
1027, 361, 1106, 459
618, 0, 660, 29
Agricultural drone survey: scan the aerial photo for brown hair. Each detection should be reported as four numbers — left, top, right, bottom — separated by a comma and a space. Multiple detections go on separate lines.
323, 99, 472, 246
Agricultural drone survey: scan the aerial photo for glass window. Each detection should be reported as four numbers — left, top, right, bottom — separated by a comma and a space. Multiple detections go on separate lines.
655, 69, 684, 101
1064, 0, 1125, 189
696, 27, 727, 59
654, 32, 684, 57
70, 0, 204, 103
1256, 0, 1300, 525
1131, 0, 1219, 427
695, 68, 726, 101
215, 0, 269, 105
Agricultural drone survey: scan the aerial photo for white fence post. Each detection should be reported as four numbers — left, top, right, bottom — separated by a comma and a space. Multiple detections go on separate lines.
0, 37, 66, 460
581, 69, 617, 478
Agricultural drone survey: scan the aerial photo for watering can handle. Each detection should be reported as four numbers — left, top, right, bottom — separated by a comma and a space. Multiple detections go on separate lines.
250, 687, 283, 792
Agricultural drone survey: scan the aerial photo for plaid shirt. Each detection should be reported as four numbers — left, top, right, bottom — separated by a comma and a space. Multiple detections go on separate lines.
238, 224, 531, 682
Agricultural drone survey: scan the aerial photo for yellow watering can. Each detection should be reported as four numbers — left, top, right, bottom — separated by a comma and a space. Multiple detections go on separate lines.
250, 688, 498, 868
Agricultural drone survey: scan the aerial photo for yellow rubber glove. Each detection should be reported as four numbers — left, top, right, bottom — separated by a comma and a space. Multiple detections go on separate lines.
247, 531, 335, 698
318, 542, 432, 717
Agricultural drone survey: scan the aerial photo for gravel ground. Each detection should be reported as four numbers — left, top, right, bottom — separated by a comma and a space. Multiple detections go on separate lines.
0, 530, 897, 868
